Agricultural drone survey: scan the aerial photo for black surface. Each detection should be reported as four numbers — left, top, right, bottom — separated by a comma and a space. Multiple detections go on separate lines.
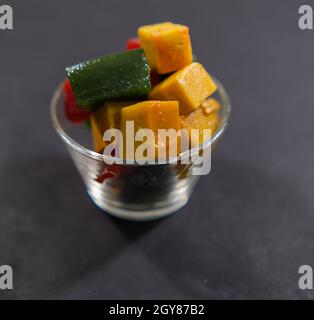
1, 0, 314, 299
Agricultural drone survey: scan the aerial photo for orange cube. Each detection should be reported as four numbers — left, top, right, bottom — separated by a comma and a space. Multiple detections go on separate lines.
91, 101, 133, 153
149, 62, 217, 115
138, 22, 193, 74
180, 105, 220, 148
200, 98, 221, 115
120, 101, 180, 160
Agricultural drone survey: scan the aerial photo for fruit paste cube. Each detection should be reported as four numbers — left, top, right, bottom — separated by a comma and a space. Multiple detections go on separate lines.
180, 105, 219, 148
91, 101, 132, 153
138, 22, 192, 74
149, 62, 217, 115
200, 97, 221, 115
120, 101, 180, 159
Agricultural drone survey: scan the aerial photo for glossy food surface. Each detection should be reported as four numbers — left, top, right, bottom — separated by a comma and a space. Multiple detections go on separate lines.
66, 49, 151, 107
138, 22, 193, 74
149, 62, 217, 115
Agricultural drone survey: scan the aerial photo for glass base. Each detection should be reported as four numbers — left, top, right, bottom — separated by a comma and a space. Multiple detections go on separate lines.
87, 188, 189, 221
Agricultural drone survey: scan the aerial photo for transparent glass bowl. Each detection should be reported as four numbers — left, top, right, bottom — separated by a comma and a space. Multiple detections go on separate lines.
50, 78, 231, 221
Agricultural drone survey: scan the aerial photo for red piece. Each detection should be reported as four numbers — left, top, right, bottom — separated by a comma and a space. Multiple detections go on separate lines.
95, 163, 134, 183
126, 38, 141, 50
95, 166, 117, 183
63, 79, 91, 123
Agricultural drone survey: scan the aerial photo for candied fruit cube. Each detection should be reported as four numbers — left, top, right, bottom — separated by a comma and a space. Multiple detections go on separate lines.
200, 97, 221, 115
149, 62, 217, 115
138, 22, 193, 74
180, 105, 220, 148
91, 101, 133, 153
120, 101, 180, 160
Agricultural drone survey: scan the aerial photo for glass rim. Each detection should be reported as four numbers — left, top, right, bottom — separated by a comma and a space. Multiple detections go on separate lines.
50, 76, 232, 165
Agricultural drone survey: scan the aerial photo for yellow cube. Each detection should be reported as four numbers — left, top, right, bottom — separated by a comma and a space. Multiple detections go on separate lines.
149, 62, 217, 115
200, 97, 221, 115
180, 105, 220, 148
120, 101, 180, 160
138, 22, 193, 74
91, 101, 133, 153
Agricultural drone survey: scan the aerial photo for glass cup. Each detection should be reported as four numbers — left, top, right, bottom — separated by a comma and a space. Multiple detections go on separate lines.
50, 78, 231, 221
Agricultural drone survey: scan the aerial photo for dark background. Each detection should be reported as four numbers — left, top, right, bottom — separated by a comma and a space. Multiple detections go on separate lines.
0, 0, 314, 299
